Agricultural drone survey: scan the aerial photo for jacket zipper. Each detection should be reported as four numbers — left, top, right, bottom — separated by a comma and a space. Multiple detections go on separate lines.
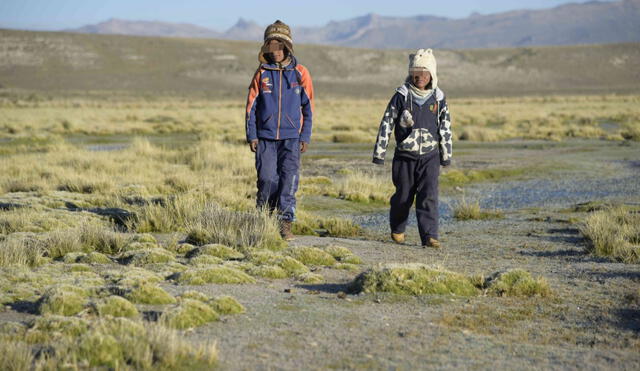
276, 69, 283, 140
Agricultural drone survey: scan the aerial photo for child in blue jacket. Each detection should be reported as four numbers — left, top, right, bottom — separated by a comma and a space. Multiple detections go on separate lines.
373, 49, 452, 248
245, 20, 314, 240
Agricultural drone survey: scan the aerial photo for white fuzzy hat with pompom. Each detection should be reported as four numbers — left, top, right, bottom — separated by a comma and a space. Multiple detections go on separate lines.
408, 48, 438, 89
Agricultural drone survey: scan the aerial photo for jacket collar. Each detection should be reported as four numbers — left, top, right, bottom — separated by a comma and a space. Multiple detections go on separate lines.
261, 55, 298, 71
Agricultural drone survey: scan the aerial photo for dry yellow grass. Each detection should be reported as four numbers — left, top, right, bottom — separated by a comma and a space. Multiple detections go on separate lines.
1, 95, 639, 143
580, 206, 640, 263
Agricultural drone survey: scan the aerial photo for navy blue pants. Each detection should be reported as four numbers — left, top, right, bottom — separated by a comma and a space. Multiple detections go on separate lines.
390, 151, 440, 244
255, 138, 300, 222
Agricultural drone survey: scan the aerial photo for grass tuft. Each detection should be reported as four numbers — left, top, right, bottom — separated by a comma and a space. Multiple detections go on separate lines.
186, 243, 245, 260
95, 295, 139, 318
248, 264, 289, 279
350, 263, 479, 296
453, 197, 504, 220
188, 255, 224, 266
160, 299, 219, 329
210, 295, 245, 315
249, 250, 309, 276
176, 266, 256, 285
186, 205, 284, 251
0, 234, 47, 267
124, 284, 176, 305
0, 340, 32, 371
285, 246, 337, 266
580, 206, 640, 263
63, 251, 112, 264
487, 269, 552, 297
118, 248, 176, 266
322, 244, 363, 264
37, 285, 89, 316
298, 272, 325, 284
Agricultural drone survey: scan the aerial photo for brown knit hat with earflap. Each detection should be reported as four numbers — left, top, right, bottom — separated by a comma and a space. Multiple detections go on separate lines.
259, 20, 294, 63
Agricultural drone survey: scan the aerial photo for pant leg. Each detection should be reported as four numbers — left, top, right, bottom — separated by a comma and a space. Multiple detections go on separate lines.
276, 138, 300, 222
255, 139, 279, 212
390, 157, 417, 234
415, 151, 440, 244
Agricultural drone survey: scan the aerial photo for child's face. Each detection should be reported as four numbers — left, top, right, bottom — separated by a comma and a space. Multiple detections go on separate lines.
265, 40, 285, 63
410, 69, 431, 89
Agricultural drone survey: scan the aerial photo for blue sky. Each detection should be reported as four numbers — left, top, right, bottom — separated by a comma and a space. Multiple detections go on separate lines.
0, 0, 615, 31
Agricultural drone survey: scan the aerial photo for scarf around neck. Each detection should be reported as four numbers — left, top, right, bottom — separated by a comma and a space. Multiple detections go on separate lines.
408, 82, 433, 99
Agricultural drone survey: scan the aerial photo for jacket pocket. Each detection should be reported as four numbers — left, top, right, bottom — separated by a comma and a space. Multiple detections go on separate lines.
285, 114, 298, 129
259, 113, 274, 128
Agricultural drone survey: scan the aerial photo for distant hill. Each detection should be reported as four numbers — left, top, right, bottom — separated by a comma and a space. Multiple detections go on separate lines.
0, 29, 639, 98
57, 0, 640, 49
68, 18, 222, 39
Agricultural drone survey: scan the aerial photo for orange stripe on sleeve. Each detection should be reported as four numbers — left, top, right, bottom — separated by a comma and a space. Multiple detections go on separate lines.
296, 64, 314, 114
246, 68, 262, 116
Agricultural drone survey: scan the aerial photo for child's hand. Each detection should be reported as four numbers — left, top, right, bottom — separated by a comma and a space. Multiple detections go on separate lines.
300, 141, 308, 153
249, 139, 258, 152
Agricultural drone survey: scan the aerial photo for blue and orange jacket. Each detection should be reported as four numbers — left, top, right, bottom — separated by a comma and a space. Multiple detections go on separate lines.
245, 56, 314, 143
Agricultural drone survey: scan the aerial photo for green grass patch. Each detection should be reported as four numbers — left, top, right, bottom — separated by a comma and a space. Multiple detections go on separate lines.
440, 168, 527, 189
185, 243, 245, 260
211, 295, 245, 315
248, 250, 310, 276
453, 198, 504, 220
37, 285, 90, 316
186, 205, 284, 251
188, 255, 224, 266
118, 248, 176, 266
94, 296, 139, 318
486, 269, 552, 297
124, 284, 176, 305
7, 316, 218, 369
175, 266, 256, 285
160, 299, 219, 329
350, 264, 480, 296
285, 246, 337, 266
580, 206, 640, 263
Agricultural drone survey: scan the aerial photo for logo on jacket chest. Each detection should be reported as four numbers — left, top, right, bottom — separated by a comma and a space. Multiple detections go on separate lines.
261, 77, 272, 93
429, 103, 438, 114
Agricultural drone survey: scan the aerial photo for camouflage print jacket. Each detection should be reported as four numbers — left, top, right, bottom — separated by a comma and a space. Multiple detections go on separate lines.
372, 84, 452, 166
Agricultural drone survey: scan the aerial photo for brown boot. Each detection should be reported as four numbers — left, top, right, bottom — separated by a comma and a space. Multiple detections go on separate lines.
280, 220, 295, 241
422, 238, 441, 249
391, 232, 405, 244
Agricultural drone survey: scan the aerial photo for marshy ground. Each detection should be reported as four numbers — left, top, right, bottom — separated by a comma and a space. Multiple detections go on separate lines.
0, 96, 639, 369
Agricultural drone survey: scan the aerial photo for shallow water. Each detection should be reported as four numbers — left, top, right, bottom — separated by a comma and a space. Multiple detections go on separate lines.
353, 162, 640, 231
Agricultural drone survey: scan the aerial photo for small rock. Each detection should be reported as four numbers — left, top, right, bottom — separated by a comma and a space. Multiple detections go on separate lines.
337, 292, 347, 299
284, 288, 292, 293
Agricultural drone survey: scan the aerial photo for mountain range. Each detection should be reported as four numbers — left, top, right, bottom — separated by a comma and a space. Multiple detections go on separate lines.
57, 0, 640, 49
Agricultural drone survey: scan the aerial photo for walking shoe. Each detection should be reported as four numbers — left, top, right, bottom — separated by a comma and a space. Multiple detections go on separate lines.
422, 238, 441, 249
391, 232, 405, 244
280, 220, 295, 241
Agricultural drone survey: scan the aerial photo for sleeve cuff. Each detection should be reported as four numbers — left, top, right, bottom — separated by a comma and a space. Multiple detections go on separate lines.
372, 158, 385, 165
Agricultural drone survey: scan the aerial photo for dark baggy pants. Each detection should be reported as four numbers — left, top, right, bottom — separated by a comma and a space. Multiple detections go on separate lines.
390, 151, 440, 245
255, 138, 300, 222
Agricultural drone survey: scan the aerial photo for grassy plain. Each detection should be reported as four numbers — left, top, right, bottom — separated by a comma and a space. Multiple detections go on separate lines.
1, 29, 639, 369
1, 92, 639, 368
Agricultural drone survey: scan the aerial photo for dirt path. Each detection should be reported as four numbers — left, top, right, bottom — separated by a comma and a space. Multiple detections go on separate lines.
178, 209, 640, 369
